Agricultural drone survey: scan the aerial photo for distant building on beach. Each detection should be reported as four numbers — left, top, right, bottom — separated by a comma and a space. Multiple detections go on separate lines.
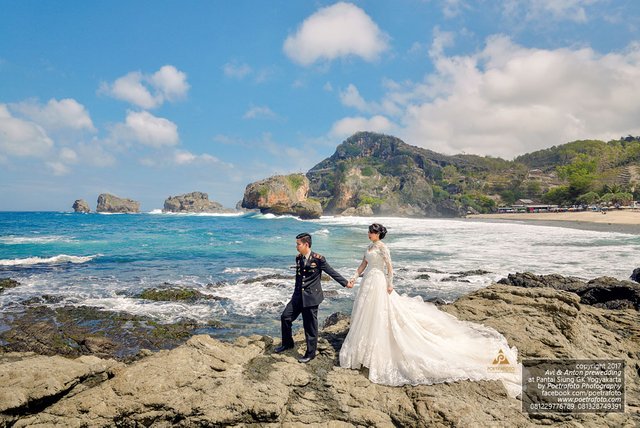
498, 199, 559, 213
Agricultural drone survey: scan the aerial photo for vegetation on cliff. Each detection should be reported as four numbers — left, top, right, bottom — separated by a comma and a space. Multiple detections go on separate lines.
306, 132, 640, 215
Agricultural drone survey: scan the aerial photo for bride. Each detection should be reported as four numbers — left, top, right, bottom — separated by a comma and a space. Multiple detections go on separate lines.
339, 223, 522, 398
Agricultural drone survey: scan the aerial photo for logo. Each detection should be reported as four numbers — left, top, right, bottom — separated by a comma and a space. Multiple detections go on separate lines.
488, 349, 517, 373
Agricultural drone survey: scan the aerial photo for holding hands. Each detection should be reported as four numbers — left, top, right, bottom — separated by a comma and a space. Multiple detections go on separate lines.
347, 278, 355, 288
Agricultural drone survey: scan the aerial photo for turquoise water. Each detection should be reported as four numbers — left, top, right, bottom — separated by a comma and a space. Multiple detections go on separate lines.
1, 211, 638, 338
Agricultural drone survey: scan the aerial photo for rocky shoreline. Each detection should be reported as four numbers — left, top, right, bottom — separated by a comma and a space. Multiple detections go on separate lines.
1, 273, 638, 426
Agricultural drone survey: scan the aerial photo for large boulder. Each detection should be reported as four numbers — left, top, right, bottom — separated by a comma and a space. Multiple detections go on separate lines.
163, 192, 232, 213
96, 194, 140, 213
498, 271, 640, 310
3, 281, 638, 426
340, 204, 374, 217
242, 174, 321, 219
0, 278, 19, 294
72, 199, 90, 213
631, 267, 640, 283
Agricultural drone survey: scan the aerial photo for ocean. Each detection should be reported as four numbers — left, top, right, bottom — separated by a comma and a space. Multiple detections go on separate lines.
1, 211, 638, 338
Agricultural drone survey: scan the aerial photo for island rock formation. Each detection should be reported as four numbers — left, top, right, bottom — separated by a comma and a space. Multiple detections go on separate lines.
243, 132, 500, 218
1, 273, 637, 426
96, 194, 140, 213
72, 199, 90, 213
163, 192, 234, 213
241, 174, 322, 219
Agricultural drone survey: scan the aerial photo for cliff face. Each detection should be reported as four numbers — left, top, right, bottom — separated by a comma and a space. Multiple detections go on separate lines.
96, 194, 140, 213
307, 132, 475, 217
241, 174, 322, 219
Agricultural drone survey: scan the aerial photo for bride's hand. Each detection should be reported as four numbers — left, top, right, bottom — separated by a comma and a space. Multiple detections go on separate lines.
387, 286, 393, 294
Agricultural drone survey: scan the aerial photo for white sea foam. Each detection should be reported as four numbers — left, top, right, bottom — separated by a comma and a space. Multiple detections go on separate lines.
313, 216, 640, 283
313, 228, 330, 236
0, 254, 98, 266
248, 212, 299, 220
79, 297, 223, 324
148, 210, 244, 217
0, 235, 74, 244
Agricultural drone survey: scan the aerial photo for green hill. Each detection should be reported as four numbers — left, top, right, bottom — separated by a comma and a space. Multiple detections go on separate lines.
306, 132, 640, 216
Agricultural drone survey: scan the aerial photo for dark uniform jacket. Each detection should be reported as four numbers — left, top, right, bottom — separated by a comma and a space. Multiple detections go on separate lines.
295, 251, 348, 307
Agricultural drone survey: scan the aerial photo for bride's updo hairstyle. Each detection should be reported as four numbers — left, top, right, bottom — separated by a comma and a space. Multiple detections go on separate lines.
368, 223, 387, 239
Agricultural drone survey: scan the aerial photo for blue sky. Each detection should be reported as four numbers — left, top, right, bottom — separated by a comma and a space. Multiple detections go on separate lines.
1, 0, 639, 211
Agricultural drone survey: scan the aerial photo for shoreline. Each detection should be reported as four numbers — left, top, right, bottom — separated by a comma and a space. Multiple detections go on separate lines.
465, 210, 640, 235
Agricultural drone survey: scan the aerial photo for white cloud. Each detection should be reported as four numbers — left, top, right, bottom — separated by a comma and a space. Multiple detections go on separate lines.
429, 28, 455, 58
101, 71, 158, 109
338, 83, 403, 116
112, 111, 179, 147
283, 2, 389, 66
12, 98, 95, 132
223, 61, 252, 79
323, 82, 334, 92
101, 65, 189, 108
503, 0, 600, 23
0, 104, 54, 157
149, 65, 190, 102
174, 150, 229, 167
75, 140, 117, 167
292, 79, 306, 89
46, 161, 70, 176
243, 105, 277, 120
377, 36, 640, 158
442, 0, 468, 18
339, 84, 369, 111
59, 147, 78, 163
330, 115, 394, 138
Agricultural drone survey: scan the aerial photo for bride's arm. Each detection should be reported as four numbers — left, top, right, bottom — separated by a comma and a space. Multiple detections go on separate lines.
380, 243, 394, 293
351, 257, 367, 282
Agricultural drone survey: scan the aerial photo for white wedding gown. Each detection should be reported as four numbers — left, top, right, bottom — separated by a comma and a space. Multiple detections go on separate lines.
339, 241, 522, 398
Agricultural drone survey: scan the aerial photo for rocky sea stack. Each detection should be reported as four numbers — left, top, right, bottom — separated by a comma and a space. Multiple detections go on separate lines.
163, 192, 233, 213
96, 194, 140, 213
241, 173, 322, 219
72, 199, 90, 213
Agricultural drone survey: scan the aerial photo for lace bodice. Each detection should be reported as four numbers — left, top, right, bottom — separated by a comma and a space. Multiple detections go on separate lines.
364, 241, 393, 287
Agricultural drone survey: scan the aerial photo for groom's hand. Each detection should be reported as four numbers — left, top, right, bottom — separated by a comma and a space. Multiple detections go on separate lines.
347, 279, 354, 288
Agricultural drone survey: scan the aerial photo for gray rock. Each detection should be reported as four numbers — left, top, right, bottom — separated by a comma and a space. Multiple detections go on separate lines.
72, 199, 90, 213
96, 193, 140, 213
498, 271, 640, 310
631, 267, 640, 283
4, 281, 638, 426
0, 305, 202, 359
242, 174, 321, 219
0, 278, 19, 294
290, 199, 323, 219
163, 192, 234, 213
340, 204, 374, 217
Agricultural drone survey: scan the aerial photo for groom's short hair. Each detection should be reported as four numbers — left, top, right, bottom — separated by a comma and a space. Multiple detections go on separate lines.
296, 232, 312, 247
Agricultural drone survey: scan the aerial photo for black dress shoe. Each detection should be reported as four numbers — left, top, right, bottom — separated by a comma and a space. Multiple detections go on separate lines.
274, 345, 293, 353
298, 354, 315, 363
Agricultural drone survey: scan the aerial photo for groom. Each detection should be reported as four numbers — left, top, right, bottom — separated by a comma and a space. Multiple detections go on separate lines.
274, 232, 352, 363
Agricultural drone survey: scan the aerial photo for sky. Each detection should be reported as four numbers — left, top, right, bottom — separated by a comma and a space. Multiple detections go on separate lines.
1, 0, 640, 211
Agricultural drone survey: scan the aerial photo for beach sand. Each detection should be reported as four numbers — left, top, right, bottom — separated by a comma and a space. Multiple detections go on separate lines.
466, 210, 640, 234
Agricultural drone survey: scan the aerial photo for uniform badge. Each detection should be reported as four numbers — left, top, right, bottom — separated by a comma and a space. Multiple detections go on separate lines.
310, 262, 317, 268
